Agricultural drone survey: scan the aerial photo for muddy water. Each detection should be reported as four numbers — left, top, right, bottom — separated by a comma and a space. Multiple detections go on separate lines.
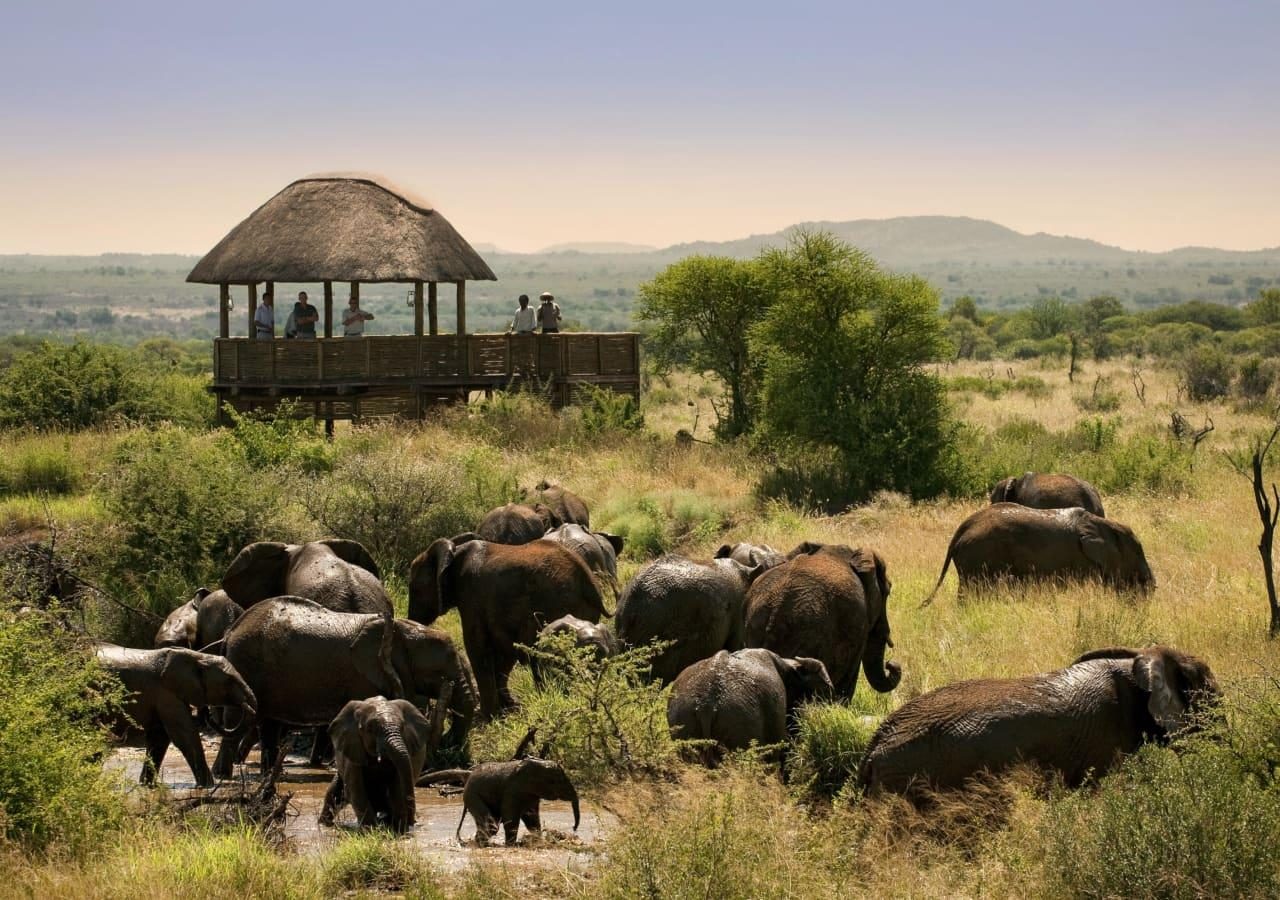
107, 737, 614, 873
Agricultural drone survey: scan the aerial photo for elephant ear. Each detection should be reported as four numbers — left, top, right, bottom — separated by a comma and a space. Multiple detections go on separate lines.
1132, 649, 1189, 732
598, 532, 625, 555
990, 477, 1016, 503
160, 649, 206, 707
191, 587, 213, 610
787, 541, 825, 559
390, 698, 433, 758
533, 503, 564, 529
408, 539, 456, 625
319, 539, 381, 580
222, 541, 291, 606
713, 544, 733, 559
1076, 516, 1111, 571
329, 700, 369, 765
1072, 646, 1139, 665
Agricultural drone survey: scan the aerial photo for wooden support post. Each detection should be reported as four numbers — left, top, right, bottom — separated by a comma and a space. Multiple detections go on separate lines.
414, 281, 424, 336
428, 282, 438, 335
247, 283, 258, 338
324, 281, 334, 338
219, 284, 230, 338
455, 281, 466, 335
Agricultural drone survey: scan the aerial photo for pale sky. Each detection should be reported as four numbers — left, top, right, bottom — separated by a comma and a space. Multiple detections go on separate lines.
1, 1, 1277, 255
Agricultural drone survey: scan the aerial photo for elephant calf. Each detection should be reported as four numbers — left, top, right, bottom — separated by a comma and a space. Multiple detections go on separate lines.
667, 648, 833, 766
320, 696, 435, 833
859, 645, 1219, 796
531, 614, 618, 686
924, 504, 1154, 603
95, 644, 257, 788
990, 471, 1105, 517
420, 758, 580, 846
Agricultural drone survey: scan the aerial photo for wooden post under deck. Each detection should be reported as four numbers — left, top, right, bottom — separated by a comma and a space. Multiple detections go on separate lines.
324, 281, 334, 338
456, 281, 466, 335
428, 282, 438, 335
218, 284, 229, 338
247, 283, 258, 338
414, 281, 424, 336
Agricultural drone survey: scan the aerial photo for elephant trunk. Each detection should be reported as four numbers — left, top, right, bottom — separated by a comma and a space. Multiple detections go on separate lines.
862, 629, 902, 693
443, 672, 477, 749
376, 719, 416, 831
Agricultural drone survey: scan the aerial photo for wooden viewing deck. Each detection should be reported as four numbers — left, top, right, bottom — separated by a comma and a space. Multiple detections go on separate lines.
212, 332, 642, 422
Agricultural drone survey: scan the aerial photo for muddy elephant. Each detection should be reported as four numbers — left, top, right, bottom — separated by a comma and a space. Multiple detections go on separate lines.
990, 472, 1105, 517
924, 504, 1154, 603
522, 480, 590, 527
319, 697, 434, 833
211, 598, 476, 778
420, 758, 579, 846
95, 644, 257, 788
542, 523, 624, 595
155, 589, 245, 652
715, 542, 785, 569
408, 537, 608, 719
476, 503, 563, 544
667, 648, 833, 766
859, 645, 1219, 796
530, 614, 618, 686
615, 555, 764, 684
221, 539, 390, 615
154, 597, 198, 648
743, 543, 900, 700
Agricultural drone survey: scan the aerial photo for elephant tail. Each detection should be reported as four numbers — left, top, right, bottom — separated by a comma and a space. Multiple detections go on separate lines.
456, 802, 469, 844
378, 610, 405, 699
920, 538, 957, 608
417, 768, 471, 787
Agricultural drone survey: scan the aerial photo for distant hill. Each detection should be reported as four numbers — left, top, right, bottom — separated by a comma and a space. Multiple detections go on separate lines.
535, 242, 658, 255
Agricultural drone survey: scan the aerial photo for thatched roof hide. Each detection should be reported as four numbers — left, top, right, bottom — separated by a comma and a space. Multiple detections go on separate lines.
187, 177, 497, 284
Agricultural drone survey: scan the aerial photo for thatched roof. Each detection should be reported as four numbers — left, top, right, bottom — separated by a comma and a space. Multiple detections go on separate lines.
187, 176, 497, 284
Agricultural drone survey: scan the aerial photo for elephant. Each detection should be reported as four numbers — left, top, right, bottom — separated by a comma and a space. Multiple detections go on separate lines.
420, 758, 580, 846
743, 542, 900, 700
923, 503, 1154, 604
476, 503, 563, 544
530, 614, 618, 686
542, 523, 624, 595
667, 649, 833, 766
319, 697, 434, 833
211, 597, 476, 778
715, 542, 785, 569
858, 645, 1220, 796
615, 555, 765, 684
95, 644, 257, 788
220, 538, 391, 615
522, 480, 590, 527
990, 472, 1105, 517
408, 537, 608, 719
154, 597, 198, 648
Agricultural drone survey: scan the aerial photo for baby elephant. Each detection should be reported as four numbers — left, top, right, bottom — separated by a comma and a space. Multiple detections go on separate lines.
667, 648, 833, 765
420, 758, 580, 846
531, 614, 618, 686
320, 696, 435, 833
95, 644, 257, 788
859, 645, 1219, 797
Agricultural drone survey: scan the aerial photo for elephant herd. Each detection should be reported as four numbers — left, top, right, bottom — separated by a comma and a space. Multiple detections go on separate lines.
95, 473, 1219, 834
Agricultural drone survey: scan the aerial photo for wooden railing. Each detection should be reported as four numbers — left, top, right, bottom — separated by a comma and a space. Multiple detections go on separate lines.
212, 333, 641, 386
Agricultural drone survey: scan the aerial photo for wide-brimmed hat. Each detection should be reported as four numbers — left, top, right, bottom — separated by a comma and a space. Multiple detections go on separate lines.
539, 291, 554, 301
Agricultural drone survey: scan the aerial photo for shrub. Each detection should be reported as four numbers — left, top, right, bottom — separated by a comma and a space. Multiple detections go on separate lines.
1180, 345, 1234, 401
573, 384, 645, 436
0, 609, 125, 855
220, 403, 334, 474
0, 341, 146, 430
1236, 356, 1279, 402
790, 703, 880, 797
322, 832, 433, 894
0, 441, 81, 496
1073, 376, 1123, 413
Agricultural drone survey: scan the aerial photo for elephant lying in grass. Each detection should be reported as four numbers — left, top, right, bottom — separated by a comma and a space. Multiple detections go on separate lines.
990, 471, 1105, 517
858, 645, 1219, 796
420, 758, 580, 846
924, 504, 1154, 603
96, 644, 257, 788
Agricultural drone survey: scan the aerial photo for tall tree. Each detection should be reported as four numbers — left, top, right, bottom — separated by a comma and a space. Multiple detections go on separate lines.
636, 256, 767, 437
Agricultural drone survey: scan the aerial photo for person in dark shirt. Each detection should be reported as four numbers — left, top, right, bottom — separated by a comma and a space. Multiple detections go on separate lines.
293, 291, 319, 339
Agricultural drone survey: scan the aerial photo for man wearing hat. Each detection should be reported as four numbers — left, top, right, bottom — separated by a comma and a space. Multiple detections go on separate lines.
537, 291, 561, 334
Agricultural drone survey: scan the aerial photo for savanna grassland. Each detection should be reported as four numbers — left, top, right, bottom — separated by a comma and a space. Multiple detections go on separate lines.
2, 353, 1280, 900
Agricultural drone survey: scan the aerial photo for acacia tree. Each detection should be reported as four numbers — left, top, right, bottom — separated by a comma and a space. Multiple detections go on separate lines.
750, 230, 953, 508
636, 255, 767, 438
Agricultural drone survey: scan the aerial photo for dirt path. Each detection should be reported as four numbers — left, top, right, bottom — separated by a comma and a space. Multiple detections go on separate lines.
107, 737, 613, 874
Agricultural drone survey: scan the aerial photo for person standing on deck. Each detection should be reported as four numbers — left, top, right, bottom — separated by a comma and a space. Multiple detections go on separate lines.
254, 290, 275, 339
342, 294, 375, 337
538, 291, 561, 334
510, 294, 536, 333
293, 291, 318, 339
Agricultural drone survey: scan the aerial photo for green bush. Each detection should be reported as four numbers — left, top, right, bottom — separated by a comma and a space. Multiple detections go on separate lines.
1044, 741, 1280, 899
95, 426, 283, 626
598, 490, 740, 559
790, 703, 880, 797
321, 832, 434, 894
0, 609, 124, 855
220, 403, 333, 474
1180, 345, 1234, 402
574, 384, 645, 436
0, 442, 81, 496
1236, 356, 1279, 402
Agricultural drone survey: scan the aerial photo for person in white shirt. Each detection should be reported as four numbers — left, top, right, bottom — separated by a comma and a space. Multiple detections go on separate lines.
510, 294, 536, 333
254, 291, 275, 340
342, 295, 374, 337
